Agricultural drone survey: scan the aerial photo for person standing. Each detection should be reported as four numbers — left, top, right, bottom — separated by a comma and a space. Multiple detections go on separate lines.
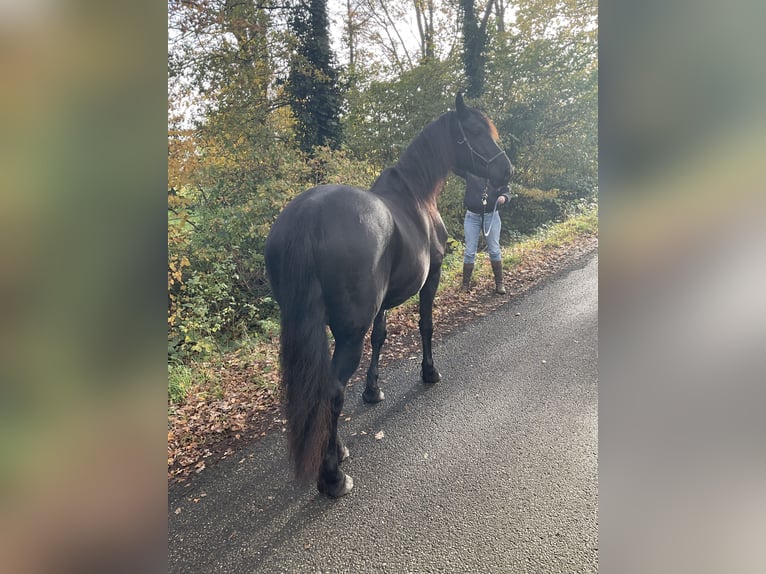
456, 168, 511, 294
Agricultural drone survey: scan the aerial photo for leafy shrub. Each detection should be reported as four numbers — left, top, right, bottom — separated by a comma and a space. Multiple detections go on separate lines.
168, 146, 381, 358
503, 186, 562, 236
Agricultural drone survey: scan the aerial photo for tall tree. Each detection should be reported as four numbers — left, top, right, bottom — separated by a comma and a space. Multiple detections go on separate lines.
460, 0, 493, 98
343, 0, 362, 74
287, 0, 344, 153
414, 0, 436, 62
494, 0, 506, 36
346, 0, 458, 75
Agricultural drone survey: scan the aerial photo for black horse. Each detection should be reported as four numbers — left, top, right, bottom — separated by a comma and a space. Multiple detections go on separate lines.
264, 93, 512, 497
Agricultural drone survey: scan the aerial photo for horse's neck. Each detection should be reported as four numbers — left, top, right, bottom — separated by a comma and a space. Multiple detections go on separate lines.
398, 115, 452, 200
373, 114, 453, 205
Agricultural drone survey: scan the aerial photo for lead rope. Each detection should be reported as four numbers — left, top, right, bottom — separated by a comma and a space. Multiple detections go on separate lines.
481, 196, 502, 238
479, 178, 502, 238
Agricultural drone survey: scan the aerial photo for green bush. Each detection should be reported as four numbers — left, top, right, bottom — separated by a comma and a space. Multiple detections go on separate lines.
503, 186, 562, 236
168, 148, 380, 358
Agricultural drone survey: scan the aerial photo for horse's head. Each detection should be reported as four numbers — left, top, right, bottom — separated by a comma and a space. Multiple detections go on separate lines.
452, 93, 513, 188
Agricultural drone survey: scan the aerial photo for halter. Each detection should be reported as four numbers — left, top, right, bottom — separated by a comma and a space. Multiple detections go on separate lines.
456, 119, 508, 178
456, 118, 510, 238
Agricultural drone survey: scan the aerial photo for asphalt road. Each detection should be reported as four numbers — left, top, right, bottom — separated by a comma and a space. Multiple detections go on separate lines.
169, 252, 598, 574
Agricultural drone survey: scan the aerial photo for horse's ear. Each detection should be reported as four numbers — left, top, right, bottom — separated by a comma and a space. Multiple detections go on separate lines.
455, 92, 467, 118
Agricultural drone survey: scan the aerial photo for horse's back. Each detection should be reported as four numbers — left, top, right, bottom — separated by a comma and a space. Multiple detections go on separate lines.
268, 184, 393, 257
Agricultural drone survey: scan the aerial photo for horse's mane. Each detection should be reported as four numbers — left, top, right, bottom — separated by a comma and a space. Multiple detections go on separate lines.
370, 112, 454, 207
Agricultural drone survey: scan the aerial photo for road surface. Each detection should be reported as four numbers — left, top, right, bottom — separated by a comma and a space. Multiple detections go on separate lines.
169, 252, 598, 573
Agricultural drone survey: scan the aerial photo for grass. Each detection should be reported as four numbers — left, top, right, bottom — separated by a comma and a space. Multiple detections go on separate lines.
168, 363, 194, 404
168, 361, 225, 405
529, 205, 598, 249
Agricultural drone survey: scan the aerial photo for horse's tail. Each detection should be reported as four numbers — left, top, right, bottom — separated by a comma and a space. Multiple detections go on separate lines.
266, 232, 335, 483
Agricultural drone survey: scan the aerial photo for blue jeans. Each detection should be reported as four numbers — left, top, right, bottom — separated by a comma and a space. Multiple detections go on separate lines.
463, 210, 501, 264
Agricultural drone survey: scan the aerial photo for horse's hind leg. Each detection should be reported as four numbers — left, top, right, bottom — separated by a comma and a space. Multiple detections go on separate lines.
318, 336, 363, 497
419, 266, 442, 384
363, 309, 387, 403
316, 381, 353, 498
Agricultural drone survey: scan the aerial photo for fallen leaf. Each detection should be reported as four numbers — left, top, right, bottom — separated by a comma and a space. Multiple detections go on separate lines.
375, 430, 385, 440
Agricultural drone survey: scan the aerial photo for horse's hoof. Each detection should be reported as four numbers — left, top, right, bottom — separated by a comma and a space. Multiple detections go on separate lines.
421, 368, 441, 384
339, 445, 350, 462
362, 387, 385, 403
338, 473, 354, 496
318, 473, 354, 498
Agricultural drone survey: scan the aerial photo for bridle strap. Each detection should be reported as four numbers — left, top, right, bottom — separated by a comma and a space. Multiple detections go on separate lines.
456, 120, 508, 176
457, 118, 507, 237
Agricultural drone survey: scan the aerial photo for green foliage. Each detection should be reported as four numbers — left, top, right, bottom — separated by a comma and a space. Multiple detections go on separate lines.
343, 58, 463, 166
287, 0, 344, 153
504, 187, 562, 235
438, 175, 470, 241
256, 315, 281, 340
308, 146, 379, 188
482, 0, 598, 199
168, 142, 379, 357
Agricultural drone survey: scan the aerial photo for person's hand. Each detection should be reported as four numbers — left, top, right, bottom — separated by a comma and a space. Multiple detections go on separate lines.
497, 195, 506, 205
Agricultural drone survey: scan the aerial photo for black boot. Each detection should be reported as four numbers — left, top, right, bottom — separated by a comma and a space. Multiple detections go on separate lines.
461, 263, 474, 292
491, 260, 506, 294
